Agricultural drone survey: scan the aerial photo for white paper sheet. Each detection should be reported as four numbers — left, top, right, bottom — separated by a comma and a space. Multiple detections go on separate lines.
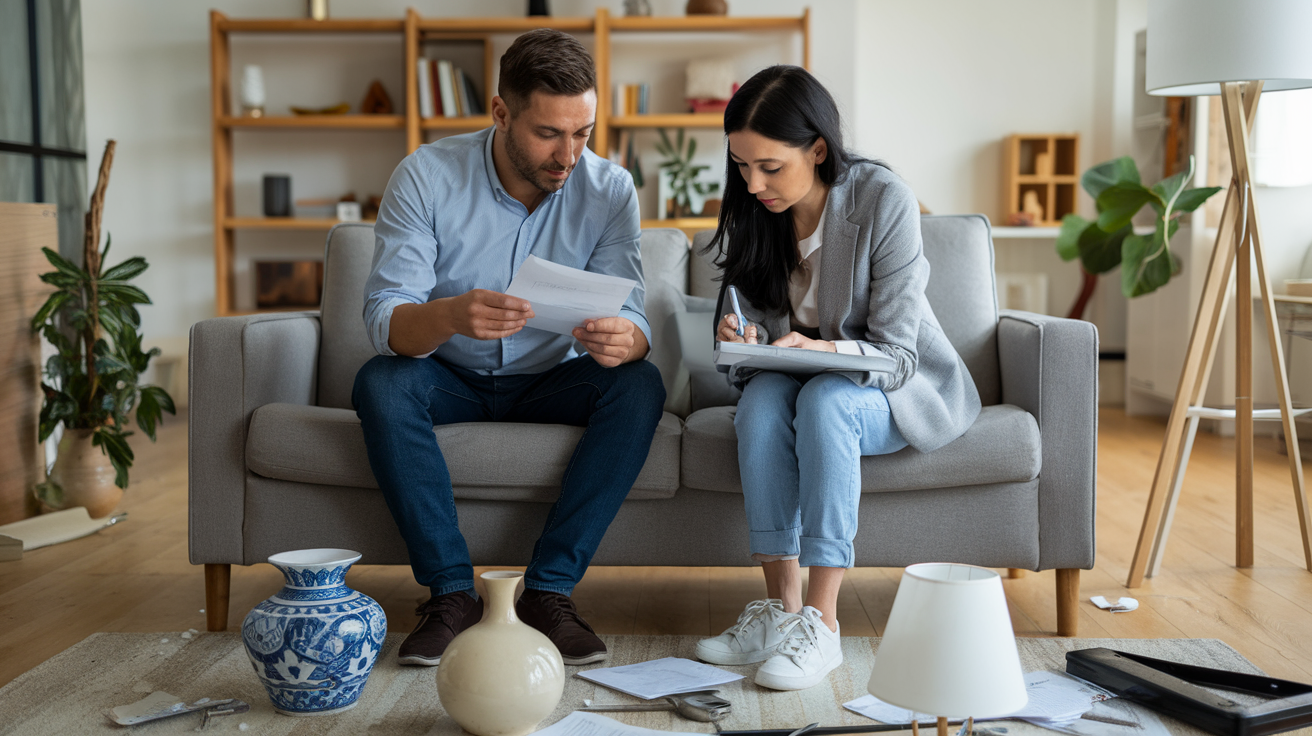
844, 671, 1115, 725
534, 712, 703, 736
505, 255, 637, 336
1091, 595, 1139, 613
574, 657, 743, 700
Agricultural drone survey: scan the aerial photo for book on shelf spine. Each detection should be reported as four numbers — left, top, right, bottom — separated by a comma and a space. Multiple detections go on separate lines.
639, 84, 649, 115
454, 67, 471, 117
435, 59, 451, 116
436, 60, 457, 118
462, 72, 483, 115
417, 59, 434, 119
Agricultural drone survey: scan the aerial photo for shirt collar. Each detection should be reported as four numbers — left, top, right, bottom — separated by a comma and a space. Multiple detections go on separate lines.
483, 126, 568, 204
797, 205, 827, 261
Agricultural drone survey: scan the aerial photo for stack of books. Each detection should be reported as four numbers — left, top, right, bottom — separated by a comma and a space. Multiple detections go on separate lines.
417, 59, 486, 118
613, 83, 650, 117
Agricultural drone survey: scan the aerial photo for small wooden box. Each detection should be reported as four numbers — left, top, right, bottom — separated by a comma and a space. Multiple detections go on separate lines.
1003, 134, 1080, 227
255, 260, 324, 308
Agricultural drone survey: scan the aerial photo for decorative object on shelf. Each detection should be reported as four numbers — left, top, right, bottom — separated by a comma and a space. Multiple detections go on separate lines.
1126, 0, 1312, 589
686, 58, 737, 113
686, 0, 728, 16
1054, 155, 1221, 318
655, 128, 720, 219
256, 261, 324, 308
290, 102, 350, 115
262, 175, 292, 218
240, 65, 265, 118
436, 571, 565, 736
1034, 150, 1052, 177
360, 80, 393, 115
623, 0, 652, 16
1003, 211, 1035, 227
1002, 134, 1079, 228
336, 201, 362, 222
528, 0, 550, 17
1021, 190, 1044, 223
307, 0, 328, 21
866, 563, 1028, 736
29, 141, 175, 518
242, 548, 386, 716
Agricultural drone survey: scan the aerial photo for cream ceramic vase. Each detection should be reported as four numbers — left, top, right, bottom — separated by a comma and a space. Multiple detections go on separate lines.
47, 429, 122, 518
436, 572, 565, 736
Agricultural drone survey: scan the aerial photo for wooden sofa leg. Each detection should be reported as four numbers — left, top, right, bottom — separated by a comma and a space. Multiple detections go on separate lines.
1007, 568, 1026, 579
205, 564, 231, 632
1056, 568, 1080, 637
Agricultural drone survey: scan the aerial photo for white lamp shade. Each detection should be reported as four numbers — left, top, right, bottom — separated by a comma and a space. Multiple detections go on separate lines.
1147, 0, 1312, 96
867, 564, 1027, 719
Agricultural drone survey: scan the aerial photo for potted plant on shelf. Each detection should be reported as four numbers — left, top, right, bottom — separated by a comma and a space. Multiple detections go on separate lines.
1055, 155, 1222, 319
655, 128, 721, 219
30, 140, 175, 518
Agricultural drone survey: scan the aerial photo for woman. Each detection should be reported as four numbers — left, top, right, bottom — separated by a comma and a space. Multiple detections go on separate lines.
695, 66, 981, 691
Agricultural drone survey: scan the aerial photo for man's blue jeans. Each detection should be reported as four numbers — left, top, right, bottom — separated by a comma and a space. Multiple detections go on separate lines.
353, 354, 665, 597
734, 371, 908, 569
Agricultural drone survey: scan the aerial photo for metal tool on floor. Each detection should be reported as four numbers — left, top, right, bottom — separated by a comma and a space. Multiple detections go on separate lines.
581, 690, 732, 722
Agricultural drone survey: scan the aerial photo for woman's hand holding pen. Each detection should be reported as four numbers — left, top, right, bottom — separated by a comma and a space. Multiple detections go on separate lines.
719, 314, 758, 344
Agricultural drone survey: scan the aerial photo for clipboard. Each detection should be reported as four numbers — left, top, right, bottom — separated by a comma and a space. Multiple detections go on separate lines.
713, 341, 896, 376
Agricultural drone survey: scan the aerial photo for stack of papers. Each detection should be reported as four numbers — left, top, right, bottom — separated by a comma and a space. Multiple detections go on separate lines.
534, 712, 702, 736
574, 657, 743, 700
844, 671, 1116, 727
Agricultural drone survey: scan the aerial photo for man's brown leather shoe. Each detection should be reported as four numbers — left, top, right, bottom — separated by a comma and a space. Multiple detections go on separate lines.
397, 590, 484, 666
515, 589, 607, 665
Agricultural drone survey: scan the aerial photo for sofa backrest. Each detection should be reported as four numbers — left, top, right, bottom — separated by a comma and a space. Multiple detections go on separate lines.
315, 224, 695, 411
692, 215, 1000, 406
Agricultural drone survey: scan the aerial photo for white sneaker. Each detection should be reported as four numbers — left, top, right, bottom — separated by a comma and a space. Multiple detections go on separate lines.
696, 599, 800, 665
754, 606, 843, 691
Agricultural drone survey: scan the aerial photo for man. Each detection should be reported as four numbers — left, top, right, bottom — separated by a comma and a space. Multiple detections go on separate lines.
353, 30, 664, 667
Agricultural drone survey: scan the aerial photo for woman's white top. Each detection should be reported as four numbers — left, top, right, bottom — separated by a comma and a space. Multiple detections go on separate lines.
788, 206, 826, 329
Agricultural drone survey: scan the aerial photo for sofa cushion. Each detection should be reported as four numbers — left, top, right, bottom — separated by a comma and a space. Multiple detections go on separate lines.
247, 404, 683, 501
680, 403, 1040, 494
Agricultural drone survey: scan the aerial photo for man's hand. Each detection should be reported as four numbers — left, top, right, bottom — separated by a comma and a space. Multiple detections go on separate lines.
717, 313, 758, 344
573, 317, 647, 367
440, 289, 535, 340
772, 331, 836, 352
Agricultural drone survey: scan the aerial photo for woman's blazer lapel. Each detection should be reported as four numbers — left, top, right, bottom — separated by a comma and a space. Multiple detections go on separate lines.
817, 175, 861, 339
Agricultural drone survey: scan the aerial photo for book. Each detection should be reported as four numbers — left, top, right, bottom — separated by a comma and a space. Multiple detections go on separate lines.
417, 59, 434, 119
454, 66, 470, 117
430, 59, 444, 116
462, 72, 483, 115
437, 60, 457, 118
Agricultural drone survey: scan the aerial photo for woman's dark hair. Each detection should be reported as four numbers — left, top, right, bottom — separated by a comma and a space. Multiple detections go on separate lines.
705, 65, 867, 314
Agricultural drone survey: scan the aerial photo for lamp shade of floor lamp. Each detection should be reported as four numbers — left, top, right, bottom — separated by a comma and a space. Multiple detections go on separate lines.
1147, 0, 1312, 96
867, 564, 1027, 736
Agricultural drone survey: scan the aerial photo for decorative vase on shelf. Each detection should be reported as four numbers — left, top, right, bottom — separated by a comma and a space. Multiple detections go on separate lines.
241, 65, 265, 118
436, 571, 565, 736
241, 549, 386, 717
35, 429, 121, 518
686, 0, 728, 15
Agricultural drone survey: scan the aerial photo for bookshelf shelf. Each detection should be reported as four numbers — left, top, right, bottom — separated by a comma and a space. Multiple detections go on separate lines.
1002, 133, 1081, 227
220, 115, 405, 129
211, 8, 808, 316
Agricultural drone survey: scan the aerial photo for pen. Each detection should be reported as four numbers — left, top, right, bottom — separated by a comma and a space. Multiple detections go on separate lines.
729, 286, 746, 337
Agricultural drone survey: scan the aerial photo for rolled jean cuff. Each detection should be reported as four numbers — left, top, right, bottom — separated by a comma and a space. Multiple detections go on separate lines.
524, 581, 575, 596
799, 536, 854, 569
751, 553, 800, 563
749, 528, 801, 559
430, 579, 477, 598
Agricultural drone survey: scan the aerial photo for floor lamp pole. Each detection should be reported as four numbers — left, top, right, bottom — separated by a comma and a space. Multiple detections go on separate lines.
1127, 81, 1312, 588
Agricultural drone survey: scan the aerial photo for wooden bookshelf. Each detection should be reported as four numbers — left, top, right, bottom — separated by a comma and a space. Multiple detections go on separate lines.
211, 8, 808, 316
1002, 133, 1081, 228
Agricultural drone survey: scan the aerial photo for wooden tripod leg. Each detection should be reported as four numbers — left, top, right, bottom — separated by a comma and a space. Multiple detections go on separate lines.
1149, 414, 1202, 577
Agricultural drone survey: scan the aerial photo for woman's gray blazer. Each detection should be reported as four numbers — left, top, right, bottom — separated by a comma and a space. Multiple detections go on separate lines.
717, 162, 981, 453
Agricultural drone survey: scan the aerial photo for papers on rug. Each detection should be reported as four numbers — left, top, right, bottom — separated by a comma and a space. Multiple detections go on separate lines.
0, 507, 126, 552
713, 341, 897, 375
1091, 595, 1139, 613
574, 657, 743, 700
534, 712, 703, 736
506, 255, 637, 336
844, 671, 1116, 727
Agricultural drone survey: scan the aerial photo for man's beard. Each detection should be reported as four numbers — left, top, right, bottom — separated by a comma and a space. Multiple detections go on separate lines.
504, 124, 572, 194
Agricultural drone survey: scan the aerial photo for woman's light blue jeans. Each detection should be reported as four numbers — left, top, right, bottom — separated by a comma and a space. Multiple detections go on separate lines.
735, 371, 909, 569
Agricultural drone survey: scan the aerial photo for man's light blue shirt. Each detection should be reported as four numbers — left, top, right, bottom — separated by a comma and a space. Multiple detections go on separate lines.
364, 127, 649, 375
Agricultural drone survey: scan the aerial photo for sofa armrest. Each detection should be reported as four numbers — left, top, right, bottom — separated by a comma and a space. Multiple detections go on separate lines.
188, 312, 322, 565
997, 309, 1098, 570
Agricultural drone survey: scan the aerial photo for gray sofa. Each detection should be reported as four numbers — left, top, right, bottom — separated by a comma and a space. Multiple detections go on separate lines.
189, 216, 1097, 636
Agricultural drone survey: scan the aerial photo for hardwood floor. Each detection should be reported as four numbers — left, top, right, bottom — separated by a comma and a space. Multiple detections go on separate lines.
2, 408, 1311, 688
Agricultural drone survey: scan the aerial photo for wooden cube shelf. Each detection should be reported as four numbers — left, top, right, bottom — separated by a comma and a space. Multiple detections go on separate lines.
1003, 133, 1080, 227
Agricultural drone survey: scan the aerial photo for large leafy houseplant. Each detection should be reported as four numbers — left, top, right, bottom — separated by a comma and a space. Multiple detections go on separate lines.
31, 140, 175, 508
1055, 155, 1222, 318
655, 128, 720, 218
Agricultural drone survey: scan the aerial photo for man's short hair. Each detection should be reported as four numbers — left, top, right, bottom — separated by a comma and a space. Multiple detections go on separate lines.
498, 29, 596, 113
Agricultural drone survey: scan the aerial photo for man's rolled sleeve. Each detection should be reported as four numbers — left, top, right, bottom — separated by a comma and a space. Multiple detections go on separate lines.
363, 155, 440, 357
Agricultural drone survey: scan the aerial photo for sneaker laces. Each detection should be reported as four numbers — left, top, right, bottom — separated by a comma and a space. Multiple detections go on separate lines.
414, 592, 472, 632
533, 592, 597, 634
776, 610, 823, 659
721, 599, 785, 637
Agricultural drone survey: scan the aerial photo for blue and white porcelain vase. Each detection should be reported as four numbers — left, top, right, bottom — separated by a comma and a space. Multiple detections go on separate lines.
241, 548, 386, 716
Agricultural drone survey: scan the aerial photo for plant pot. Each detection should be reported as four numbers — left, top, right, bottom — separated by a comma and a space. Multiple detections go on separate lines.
241, 549, 386, 716
39, 429, 122, 518
436, 571, 566, 736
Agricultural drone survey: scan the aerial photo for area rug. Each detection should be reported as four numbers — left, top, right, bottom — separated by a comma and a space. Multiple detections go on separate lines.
0, 634, 1266, 735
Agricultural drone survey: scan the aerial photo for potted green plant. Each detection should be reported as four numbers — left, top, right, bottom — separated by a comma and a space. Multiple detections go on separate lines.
655, 127, 720, 218
31, 140, 175, 518
1055, 155, 1222, 318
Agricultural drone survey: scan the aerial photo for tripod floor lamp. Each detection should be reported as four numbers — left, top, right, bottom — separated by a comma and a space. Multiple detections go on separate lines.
1127, 0, 1312, 588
